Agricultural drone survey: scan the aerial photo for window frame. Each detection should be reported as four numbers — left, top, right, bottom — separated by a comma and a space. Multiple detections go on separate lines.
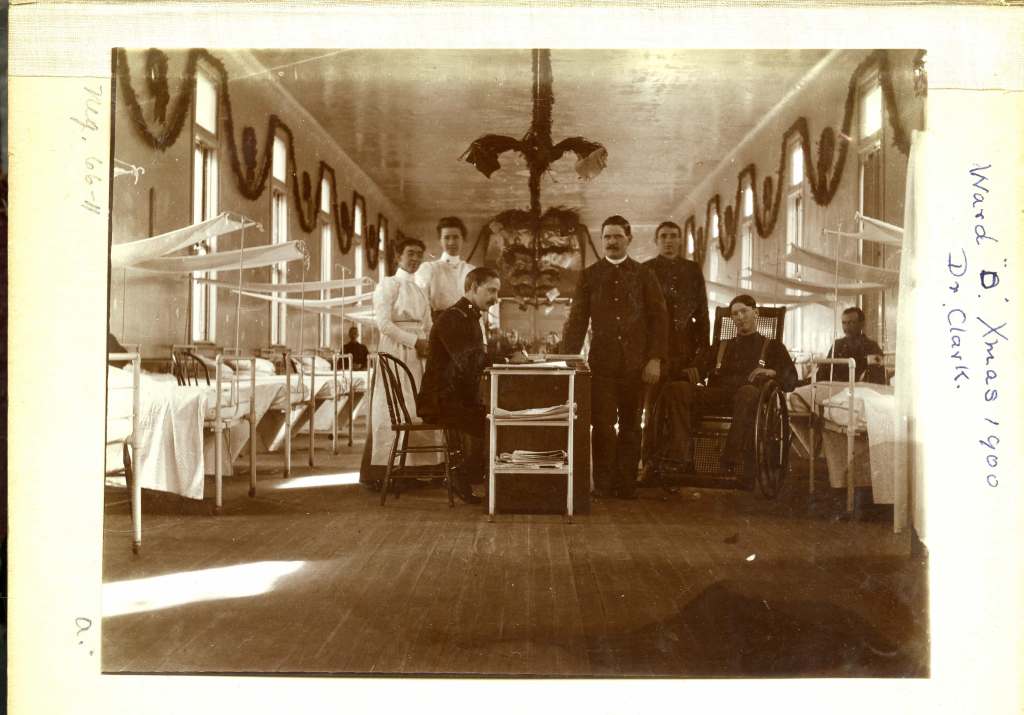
377, 214, 389, 281
319, 210, 334, 348
784, 136, 807, 351
189, 66, 220, 345
352, 191, 366, 300
270, 183, 289, 347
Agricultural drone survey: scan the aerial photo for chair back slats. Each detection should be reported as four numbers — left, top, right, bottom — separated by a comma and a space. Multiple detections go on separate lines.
713, 306, 787, 343
171, 346, 211, 386
375, 352, 417, 428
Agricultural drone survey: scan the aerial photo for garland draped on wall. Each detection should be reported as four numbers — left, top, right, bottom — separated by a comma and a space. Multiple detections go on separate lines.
685, 49, 912, 263
116, 48, 370, 255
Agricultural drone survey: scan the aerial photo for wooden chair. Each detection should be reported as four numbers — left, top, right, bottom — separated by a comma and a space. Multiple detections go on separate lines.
107, 351, 142, 553
374, 352, 454, 507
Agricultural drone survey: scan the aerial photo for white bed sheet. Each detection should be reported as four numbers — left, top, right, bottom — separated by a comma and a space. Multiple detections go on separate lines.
788, 382, 897, 504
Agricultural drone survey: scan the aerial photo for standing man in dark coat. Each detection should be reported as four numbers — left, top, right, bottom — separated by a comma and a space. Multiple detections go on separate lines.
418, 266, 526, 504
560, 215, 669, 499
644, 221, 710, 379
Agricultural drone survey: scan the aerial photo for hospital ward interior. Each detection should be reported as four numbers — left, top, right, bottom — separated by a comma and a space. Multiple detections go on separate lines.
103, 48, 929, 677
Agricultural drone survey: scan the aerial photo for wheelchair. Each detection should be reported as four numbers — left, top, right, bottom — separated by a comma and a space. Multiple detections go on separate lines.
642, 306, 792, 499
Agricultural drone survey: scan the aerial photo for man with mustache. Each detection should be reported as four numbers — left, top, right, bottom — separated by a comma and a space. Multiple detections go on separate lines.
560, 215, 669, 499
418, 266, 528, 504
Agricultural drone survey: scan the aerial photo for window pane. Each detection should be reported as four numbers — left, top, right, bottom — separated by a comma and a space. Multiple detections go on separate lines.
711, 213, 719, 238
686, 230, 694, 257
192, 146, 204, 224
195, 73, 217, 134
860, 84, 882, 138
354, 200, 364, 238
743, 185, 753, 217
741, 225, 753, 289
205, 148, 218, 222
790, 144, 804, 186
321, 224, 332, 283
273, 136, 288, 183
320, 178, 331, 214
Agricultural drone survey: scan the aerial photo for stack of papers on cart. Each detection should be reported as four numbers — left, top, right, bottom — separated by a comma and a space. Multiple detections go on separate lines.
497, 449, 568, 468
493, 404, 571, 420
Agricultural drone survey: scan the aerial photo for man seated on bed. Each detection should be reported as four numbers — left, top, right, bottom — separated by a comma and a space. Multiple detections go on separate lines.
815, 306, 886, 384
659, 294, 798, 484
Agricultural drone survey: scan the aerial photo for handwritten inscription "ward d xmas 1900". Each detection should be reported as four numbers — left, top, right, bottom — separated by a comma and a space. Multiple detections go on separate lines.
944, 164, 1010, 488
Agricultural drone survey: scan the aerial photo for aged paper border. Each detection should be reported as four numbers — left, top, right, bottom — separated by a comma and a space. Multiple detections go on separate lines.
7, 2, 1023, 714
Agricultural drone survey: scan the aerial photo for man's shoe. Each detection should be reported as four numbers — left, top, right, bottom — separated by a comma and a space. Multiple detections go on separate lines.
454, 485, 482, 505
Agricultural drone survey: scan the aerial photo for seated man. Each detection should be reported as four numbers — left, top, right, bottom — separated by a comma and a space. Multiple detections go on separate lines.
342, 326, 369, 370
417, 266, 527, 504
658, 294, 797, 482
815, 306, 886, 384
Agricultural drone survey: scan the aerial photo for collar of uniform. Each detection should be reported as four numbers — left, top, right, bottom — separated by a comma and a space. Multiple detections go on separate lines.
454, 296, 481, 319
605, 254, 629, 266
395, 267, 416, 282
441, 254, 464, 267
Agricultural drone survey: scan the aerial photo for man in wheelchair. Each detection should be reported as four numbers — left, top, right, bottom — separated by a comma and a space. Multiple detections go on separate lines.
656, 294, 798, 487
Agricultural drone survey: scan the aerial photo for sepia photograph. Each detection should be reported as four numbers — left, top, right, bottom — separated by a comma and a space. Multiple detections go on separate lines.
6, 3, 1022, 714
101, 46, 926, 677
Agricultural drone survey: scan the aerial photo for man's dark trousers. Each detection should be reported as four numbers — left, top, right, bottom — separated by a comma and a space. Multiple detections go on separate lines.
591, 373, 644, 494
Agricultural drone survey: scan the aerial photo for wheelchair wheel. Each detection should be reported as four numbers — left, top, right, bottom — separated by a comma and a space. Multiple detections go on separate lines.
753, 381, 790, 498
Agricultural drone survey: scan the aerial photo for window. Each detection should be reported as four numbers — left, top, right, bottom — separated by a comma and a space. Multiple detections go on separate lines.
740, 185, 754, 290
708, 212, 720, 283
190, 70, 219, 343
858, 76, 885, 339
377, 215, 388, 282
789, 143, 804, 187
860, 84, 883, 140
784, 139, 806, 351
685, 226, 695, 258
319, 180, 333, 347
270, 135, 289, 345
352, 193, 366, 301
270, 189, 288, 345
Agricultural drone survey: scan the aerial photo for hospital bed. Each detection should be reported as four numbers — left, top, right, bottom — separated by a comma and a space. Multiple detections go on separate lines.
291, 349, 368, 455
787, 354, 897, 518
106, 352, 142, 553
171, 346, 258, 513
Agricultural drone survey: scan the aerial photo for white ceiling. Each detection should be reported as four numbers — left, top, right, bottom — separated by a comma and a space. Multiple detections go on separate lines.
248, 48, 829, 238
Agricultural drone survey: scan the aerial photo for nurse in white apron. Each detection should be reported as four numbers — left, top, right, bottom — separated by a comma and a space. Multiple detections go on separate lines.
360, 237, 439, 485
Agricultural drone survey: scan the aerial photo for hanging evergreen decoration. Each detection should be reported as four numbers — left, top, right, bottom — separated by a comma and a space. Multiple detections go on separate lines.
462, 49, 606, 304
114, 47, 357, 253
687, 49, 913, 261
115, 47, 913, 268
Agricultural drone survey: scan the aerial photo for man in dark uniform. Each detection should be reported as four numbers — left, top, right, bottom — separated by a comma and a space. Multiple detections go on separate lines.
816, 306, 886, 384
418, 266, 526, 504
560, 215, 669, 499
660, 294, 797, 482
342, 326, 369, 370
644, 221, 710, 379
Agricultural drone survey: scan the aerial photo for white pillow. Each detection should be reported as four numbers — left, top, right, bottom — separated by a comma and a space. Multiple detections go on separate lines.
300, 355, 333, 374
229, 357, 277, 375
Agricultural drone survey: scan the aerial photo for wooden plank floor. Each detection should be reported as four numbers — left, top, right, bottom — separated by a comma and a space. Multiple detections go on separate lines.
102, 431, 928, 677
